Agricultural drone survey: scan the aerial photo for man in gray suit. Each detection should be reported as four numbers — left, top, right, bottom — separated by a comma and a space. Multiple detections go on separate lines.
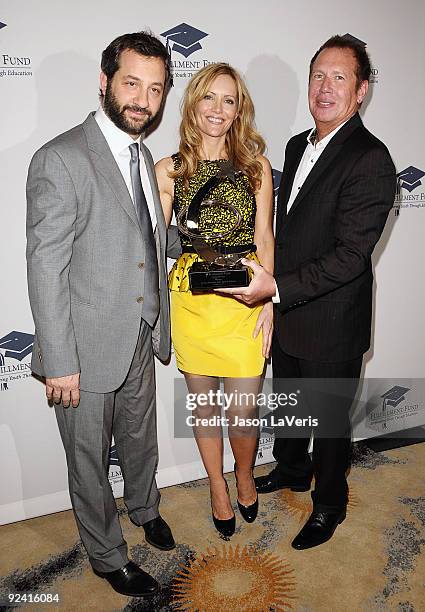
26, 32, 174, 598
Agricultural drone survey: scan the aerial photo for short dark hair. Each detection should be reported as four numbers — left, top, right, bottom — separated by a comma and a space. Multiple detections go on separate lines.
100, 31, 172, 93
309, 35, 371, 88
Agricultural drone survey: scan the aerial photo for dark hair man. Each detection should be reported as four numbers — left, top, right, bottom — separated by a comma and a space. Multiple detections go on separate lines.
218, 35, 396, 549
26, 32, 174, 597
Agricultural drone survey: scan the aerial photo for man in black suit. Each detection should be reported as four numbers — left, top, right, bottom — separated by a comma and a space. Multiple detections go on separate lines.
218, 36, 396, 549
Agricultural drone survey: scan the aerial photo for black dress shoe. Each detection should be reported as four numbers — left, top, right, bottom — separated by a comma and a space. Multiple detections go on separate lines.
234, 463, 258, 523
291, 509, 346, 550
142, 516, 175, 550
255, 466, 311, 494
93, 560, 159, 597
211, 480, 236, 538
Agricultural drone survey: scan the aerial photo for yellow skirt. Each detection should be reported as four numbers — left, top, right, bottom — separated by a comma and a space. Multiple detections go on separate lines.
169, 252, 265, 377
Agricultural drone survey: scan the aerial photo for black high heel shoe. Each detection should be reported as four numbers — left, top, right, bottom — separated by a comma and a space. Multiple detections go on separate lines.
211, 480, 235, 538
234, 463, 258, 523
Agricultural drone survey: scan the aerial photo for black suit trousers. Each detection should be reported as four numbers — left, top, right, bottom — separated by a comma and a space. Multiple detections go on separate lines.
272, 337, 362, 512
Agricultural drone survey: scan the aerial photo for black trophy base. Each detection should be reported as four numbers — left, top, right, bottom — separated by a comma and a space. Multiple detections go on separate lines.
189, 262, 250, 291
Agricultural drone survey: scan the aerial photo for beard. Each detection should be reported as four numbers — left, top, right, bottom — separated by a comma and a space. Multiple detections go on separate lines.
103, 82, 157, 136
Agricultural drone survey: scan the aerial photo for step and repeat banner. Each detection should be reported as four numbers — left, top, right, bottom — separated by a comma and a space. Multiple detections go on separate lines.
1, 0, 424, 524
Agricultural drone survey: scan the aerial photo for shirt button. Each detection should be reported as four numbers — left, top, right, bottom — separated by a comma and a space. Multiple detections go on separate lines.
136, 296, 144, 303
138, 262, 145, 269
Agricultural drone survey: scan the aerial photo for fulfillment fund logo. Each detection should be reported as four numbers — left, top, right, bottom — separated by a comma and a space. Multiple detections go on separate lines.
0, 20, 33, 79
0, 331, 34, 391
367, 385, 422, 432
342, 33, 379, 83
394, 166, 425, 214
108, 444, 123, 485
380, 386, 410, 430
257, 424, 274, 462
161, 23, 213, 81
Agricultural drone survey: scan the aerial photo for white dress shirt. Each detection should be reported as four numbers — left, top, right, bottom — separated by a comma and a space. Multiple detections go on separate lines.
286, 120, 348, 213
273, 120, 349, 302
95, 107, 157, 230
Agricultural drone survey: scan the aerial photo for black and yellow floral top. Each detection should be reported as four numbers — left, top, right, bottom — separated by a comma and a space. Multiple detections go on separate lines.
172, 153, 256, 249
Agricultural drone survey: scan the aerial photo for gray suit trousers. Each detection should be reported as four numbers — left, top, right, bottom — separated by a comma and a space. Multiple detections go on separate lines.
55, 319, 160, 572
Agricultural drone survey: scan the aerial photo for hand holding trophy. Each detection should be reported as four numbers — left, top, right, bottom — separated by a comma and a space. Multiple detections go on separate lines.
177, 161, 254, 291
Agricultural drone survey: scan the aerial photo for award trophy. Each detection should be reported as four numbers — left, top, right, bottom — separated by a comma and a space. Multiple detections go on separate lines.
177, 161, 253, 291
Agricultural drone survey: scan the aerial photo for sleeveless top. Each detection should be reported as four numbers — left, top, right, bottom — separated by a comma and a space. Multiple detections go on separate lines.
172, 153, 256, 249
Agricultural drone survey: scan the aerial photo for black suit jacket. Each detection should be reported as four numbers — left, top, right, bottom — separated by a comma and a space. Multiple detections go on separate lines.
274, 113, 396, 362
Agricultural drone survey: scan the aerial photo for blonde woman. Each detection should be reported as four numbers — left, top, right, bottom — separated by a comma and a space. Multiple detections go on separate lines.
156, 63, 274, 537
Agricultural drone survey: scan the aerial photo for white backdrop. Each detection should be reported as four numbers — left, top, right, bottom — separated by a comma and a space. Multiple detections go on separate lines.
1, 0, 424, 525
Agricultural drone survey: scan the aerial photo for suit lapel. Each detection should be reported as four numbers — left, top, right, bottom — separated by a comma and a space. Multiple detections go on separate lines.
140, 143, 166, 253
276, 135, 306, 235
286, 113, 363, 218
139, 143, 168, 300
282, 139, 307, 208
287, 141, 343, 217
82, 113, 140, 231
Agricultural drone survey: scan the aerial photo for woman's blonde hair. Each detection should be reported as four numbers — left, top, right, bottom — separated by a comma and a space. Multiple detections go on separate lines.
170, 63, 265, 192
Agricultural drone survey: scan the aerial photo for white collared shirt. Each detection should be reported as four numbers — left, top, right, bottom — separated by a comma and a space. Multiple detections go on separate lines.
286, 120, 349, 213
94, 107, 157, 230
273, 119, 349, 303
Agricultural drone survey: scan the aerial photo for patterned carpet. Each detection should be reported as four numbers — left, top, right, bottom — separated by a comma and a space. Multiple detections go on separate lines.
1, 441, 424, 611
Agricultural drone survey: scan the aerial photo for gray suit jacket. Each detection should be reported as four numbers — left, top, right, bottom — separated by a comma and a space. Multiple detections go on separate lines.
26, 112, 171, 393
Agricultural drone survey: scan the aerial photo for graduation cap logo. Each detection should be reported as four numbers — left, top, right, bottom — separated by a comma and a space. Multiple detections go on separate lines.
0, 331, 34, 361
342, 33, 367, 47
109, 445, 120, 466
397, 166, 425, 193
381, 385, 409, 410
161, 23, 208, 58
380, 385, 410, 430
272, 169, 282, 197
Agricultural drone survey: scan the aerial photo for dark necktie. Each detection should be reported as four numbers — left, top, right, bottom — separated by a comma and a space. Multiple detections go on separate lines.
129, 142, 159, 327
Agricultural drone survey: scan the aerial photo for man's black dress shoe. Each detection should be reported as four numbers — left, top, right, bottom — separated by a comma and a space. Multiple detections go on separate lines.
255, 466, 311, 494
291, 510, 346, 550
142, 516, 175, 550
93, 560, 159, 597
